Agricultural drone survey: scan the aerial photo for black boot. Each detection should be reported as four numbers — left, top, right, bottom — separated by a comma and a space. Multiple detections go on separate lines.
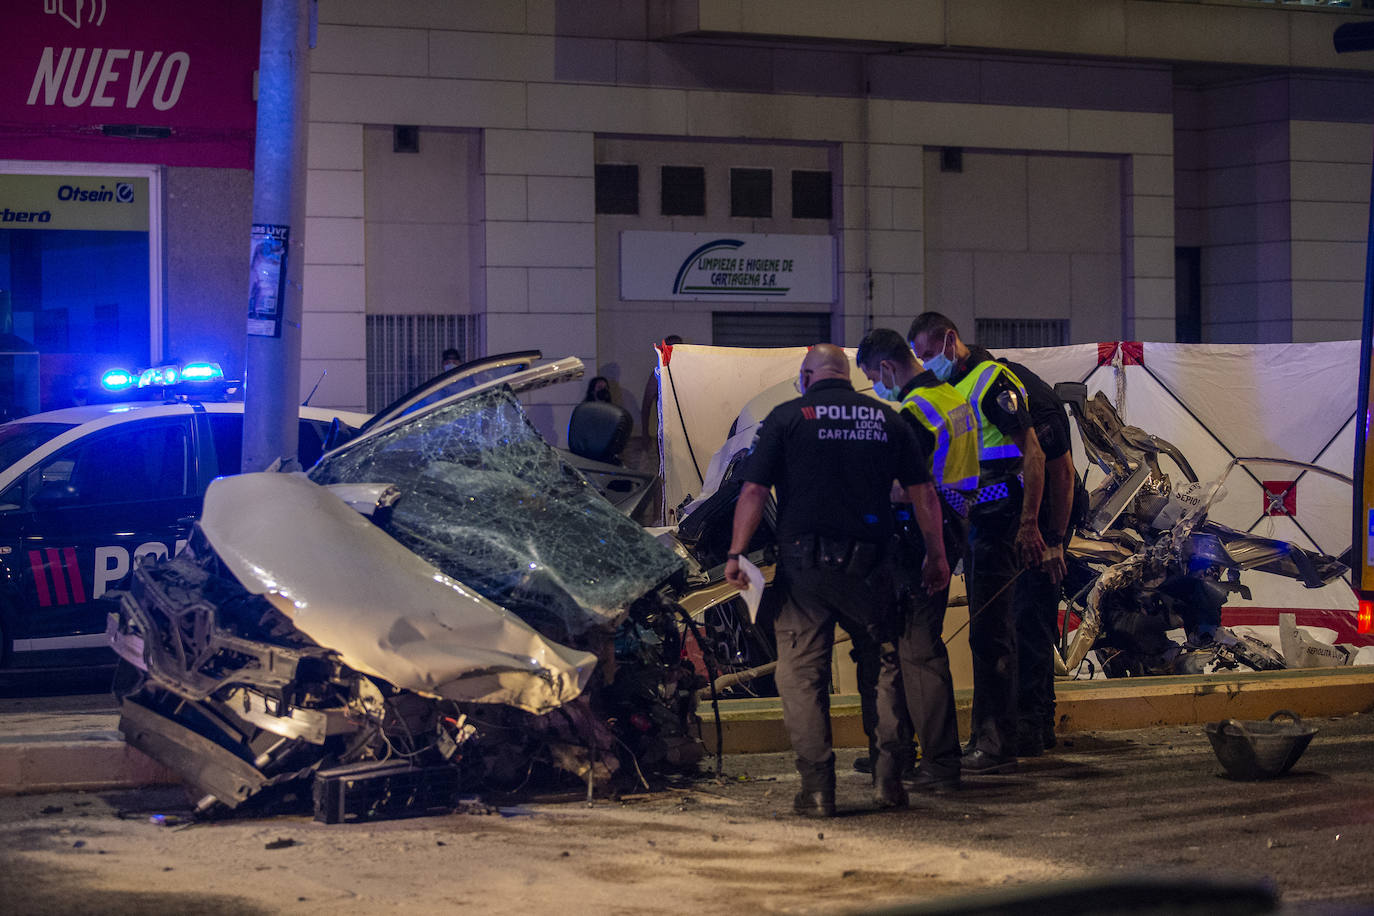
794, 761, 836, 818
854, 743, 919, 777
871, 753, 909, 809
1016, 723, 1045, 758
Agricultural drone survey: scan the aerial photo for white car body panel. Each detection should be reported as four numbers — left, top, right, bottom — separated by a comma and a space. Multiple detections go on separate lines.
199, 472, 597, 714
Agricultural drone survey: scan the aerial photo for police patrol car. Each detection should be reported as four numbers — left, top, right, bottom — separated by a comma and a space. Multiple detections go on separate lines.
0, 361, 369, 672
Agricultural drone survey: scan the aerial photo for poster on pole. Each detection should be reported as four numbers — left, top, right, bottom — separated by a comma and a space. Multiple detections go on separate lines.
248, 223, 288, 338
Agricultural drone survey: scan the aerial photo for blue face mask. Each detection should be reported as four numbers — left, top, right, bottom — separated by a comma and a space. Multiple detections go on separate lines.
924, 351, 954, 382
923, 334, 955, 381
871, 365, 899, 401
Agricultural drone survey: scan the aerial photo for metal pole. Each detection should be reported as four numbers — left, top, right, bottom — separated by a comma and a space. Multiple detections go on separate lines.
242, 0, 309, 472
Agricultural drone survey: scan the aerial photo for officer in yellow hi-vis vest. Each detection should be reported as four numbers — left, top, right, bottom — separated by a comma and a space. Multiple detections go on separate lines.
855, 328, 979, 793
908, 312, 1068, 776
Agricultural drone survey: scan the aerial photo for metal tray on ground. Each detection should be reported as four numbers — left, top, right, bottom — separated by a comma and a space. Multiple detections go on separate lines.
1205, 709, 1318, 780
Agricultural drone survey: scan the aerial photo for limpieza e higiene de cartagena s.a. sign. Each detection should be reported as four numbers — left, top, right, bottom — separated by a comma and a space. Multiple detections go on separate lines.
619, 231, 836, 303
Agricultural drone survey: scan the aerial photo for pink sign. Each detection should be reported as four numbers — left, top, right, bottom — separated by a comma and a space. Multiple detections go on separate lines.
0, 0, 262, 168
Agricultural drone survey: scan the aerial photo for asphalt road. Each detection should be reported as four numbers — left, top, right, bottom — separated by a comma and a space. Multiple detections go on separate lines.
0, 714, 1370, 914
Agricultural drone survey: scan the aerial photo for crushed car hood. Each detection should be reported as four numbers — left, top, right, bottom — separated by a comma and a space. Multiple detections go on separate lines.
198, 472, 597, 714
310, 384, 684, 642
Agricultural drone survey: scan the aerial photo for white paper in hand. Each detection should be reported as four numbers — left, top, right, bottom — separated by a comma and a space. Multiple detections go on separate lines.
736, 555, 765, 623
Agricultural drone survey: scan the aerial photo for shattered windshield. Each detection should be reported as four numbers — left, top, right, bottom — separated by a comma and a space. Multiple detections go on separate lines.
310, 385, 683, 641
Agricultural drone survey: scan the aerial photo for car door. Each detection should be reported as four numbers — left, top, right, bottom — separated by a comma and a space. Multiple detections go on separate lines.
0, 415, 197, 664
356, 350, 544, 435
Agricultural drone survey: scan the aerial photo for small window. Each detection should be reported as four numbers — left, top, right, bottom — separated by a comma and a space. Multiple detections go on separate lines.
973, 318, 1069, 349
207, 414, 334, 475
661, 166, 705, 217
595, 164, 639, 215
792, 170, 832, 220
298, 420, 328, 470
207, 414, 244, 477
393, 125, 419, 154
712, 311, 831, 348
730, 168, 772, 218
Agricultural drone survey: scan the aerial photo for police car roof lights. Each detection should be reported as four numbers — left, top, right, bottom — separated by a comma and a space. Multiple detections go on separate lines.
180, 361, 224, 382
99, 368, 137, 392
139, 366, 179, 388
101, 361, 228, 395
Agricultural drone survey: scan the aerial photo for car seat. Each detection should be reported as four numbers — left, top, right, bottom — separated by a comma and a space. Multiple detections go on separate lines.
567, 400, 632, 465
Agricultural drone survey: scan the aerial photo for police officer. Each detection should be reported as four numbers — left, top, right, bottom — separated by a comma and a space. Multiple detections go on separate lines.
856, 328, 979, 792
907, 313, 1064, 774
725, 344, 949, 816
997, 356, 1077, 756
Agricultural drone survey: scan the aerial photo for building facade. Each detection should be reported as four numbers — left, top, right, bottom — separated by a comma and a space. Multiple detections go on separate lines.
3, 0, 1373, 444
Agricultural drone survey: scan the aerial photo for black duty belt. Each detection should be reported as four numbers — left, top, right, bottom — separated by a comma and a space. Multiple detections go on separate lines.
778, 534, 884, 577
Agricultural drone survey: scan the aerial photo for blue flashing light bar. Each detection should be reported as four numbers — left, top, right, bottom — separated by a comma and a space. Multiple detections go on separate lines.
181, 361, 224, 381
100, 368, 137, 392
137, 365, 179, 388
102, 361, 225, 393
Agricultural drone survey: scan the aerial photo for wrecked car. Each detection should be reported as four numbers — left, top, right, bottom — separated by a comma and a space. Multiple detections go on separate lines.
108, 356, 738, 821
1054, 383, 1352, 678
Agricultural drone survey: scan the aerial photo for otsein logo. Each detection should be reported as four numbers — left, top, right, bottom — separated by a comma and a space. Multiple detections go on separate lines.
57, 182, 134, 203
43, 0, 108, 30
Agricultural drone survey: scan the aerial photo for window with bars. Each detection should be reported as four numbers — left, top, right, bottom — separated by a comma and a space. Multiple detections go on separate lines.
974, 318, 1069, 349
712, 311, 831, 348
365, 314, 481, 412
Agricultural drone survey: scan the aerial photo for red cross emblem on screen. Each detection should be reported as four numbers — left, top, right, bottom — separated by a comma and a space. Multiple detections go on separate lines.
1262, 480, 1297, 517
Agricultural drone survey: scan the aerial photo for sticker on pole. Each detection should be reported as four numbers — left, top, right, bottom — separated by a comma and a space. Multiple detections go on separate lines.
248, 223, 289, 338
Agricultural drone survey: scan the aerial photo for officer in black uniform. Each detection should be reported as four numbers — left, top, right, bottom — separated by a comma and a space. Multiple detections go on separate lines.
999, 357, 1077, 757
725, 344, 949, 816
908, 312, 1059, 774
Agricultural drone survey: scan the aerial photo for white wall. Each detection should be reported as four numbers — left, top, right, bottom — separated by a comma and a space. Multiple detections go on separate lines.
364, 127, 479, 317
1289, 118, 1373, 343
923, 150, 1125, 344
301, 3, 1183, 418
303, 121, 366, 412
594, 137, 834, 434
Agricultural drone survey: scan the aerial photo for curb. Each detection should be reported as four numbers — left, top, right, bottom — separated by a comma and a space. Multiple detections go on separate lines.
0, 733, 178, 796
3, 667, 1373, 794
700, 666, 1374, 754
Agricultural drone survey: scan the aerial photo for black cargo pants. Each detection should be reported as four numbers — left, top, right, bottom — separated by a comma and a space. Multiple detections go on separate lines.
773, 536, 905, 788
966, 504, 1021, 758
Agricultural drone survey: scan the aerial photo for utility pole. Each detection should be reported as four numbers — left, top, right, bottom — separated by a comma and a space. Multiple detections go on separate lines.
243, 0, 310, 471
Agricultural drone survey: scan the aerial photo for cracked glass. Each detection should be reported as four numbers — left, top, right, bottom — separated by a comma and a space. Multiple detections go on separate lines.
310, 386, 683, 641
